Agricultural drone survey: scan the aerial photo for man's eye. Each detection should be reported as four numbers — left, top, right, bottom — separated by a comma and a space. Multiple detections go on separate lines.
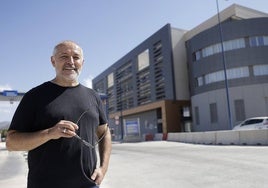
60, 56, 68, 59
73, 56, 80, 60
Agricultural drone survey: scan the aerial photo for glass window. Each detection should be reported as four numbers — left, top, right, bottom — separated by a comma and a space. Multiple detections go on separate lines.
223, 38, 245, 51
183, 107, 190, 117
253, 64, 268, 76
249, 36, 268, 47
197, 77, 203, 86
210, 103, 218, 123
201, 38, 245, 59
202, 45, 213, 57
195, 50, 201, 61
212, 43, 222, 54
227, 67, 249, 79
264, 36, 268, 45
205, 70, 224, 84
107, 73, 114, 88
194, 106, 200, 125
138, 49, 150, 71
249, 37, 257, 47
234, 99, 245, 122
204, 66, 249, 85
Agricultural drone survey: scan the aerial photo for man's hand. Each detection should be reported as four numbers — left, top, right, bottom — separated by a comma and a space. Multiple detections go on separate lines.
91, 167, 105, 186
48, 120, 79, 139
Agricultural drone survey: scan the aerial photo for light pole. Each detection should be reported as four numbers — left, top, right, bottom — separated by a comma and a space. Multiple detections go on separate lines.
117, 70, 124, 140
119, 84, 124, 140
216, 0, 233, 129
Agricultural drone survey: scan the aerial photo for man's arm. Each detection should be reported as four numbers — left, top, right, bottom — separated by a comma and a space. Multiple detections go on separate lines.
91, 124, 112, 185
6, 120, 78, 151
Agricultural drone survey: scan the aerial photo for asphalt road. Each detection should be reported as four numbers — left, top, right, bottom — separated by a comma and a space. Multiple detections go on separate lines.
1, 141, 268, 188
102, 141, 268, 188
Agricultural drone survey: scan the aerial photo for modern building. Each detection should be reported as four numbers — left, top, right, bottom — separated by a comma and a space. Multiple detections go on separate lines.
185, 4, 268, 131
93, 4, 268, 140
93, 24, 191, 141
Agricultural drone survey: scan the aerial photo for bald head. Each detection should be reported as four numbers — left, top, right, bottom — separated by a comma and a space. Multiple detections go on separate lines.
53, 40, 84, 58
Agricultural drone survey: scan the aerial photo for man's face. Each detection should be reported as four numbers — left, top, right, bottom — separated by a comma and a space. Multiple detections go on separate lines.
51, 42, 84, 82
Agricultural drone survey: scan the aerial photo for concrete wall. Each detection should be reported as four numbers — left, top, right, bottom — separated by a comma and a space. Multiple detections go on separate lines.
191, 83, 268, 132
162, 130, 268, 145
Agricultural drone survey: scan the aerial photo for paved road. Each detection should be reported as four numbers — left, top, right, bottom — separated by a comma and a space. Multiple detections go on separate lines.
0, 143, 27, 188
102, 141, 268, 188
1, 141, 268, 188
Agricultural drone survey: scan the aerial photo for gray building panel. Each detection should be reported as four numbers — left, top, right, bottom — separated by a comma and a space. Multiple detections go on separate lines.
187, 17, 268, 131
93, 24, 176, 109
187, 17, 268, 96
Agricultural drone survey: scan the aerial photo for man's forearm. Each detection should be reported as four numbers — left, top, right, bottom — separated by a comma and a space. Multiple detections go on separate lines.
98, 129, 112, 174
6, 129, 51, 151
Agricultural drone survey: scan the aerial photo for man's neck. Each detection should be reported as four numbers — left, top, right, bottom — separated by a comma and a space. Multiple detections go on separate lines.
50, 78, 79, 87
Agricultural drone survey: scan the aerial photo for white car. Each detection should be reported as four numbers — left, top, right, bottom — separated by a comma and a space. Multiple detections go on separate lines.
232, 117, 268, 130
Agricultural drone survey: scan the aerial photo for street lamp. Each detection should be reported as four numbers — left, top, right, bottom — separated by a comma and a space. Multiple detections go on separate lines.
216, 0, 233, 129
115, 69, 124, 140
119, 82, 124, 140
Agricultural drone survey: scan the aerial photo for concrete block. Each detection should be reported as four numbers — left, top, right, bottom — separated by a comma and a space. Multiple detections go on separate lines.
167, 130, 268, 146
154, 133, 163, 141
202, 131, 216, 144
167, 133, 180, 142
216, 130, 240, 145
239, 129, 268, 145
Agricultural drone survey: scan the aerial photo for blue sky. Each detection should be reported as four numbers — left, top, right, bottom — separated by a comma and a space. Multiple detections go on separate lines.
1, 0, 268, 121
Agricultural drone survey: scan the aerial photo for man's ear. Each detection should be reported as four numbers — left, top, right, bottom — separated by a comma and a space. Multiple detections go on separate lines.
51, 56, 56, 67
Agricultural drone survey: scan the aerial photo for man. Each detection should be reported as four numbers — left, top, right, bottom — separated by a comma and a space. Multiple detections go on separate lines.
6, 40, 112, 188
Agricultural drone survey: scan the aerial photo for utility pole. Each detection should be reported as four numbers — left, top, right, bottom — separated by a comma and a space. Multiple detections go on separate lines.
216, 0, 233, 129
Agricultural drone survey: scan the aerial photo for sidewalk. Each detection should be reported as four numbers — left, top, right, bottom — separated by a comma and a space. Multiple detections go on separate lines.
0, 142, 28, 188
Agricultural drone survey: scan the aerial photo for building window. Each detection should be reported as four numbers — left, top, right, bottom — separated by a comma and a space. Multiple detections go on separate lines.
194, 106, 200, 125
183, 107, 190, 117
194, 50, 202, 61
107, 73, 114, 88
253, 64, 268, 76
234, 99, 245, 122
202, 43, 222, 57
197, 76, 203, 86
223, 38, 245, 51
94, 80, 105, 93
227, 66, 249, 79
209, 103, 218, 123
249, 36, 268, 47
200, 38, 245, 58
204, 66, 249, 85
137, 49, 150, 71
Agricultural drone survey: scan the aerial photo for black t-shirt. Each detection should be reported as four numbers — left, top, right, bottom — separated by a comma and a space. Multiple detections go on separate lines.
9, 82, 107, 188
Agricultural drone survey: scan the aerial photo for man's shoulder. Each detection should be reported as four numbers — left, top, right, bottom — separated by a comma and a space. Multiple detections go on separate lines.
27, 82, 50, 93
79, 84, 97, 95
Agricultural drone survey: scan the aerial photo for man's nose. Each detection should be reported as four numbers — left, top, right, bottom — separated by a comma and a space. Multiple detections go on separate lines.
66, 57, 75, 64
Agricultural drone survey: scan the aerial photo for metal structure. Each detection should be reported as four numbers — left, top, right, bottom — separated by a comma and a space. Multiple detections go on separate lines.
0, 90, 24, 104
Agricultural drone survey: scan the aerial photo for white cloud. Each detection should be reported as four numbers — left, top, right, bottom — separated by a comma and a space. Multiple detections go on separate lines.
0, 84, 12, 91
83, 76, 93, 89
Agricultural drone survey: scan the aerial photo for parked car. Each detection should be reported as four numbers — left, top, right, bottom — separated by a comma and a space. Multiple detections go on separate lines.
232, 117, 268, 130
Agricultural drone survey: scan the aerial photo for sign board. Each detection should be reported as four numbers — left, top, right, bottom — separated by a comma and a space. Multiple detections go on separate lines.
125, 118, 140, 136
2, 90, 18, 97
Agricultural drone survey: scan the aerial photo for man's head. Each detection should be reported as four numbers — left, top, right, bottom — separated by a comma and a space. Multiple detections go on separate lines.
51, 40, 84, 86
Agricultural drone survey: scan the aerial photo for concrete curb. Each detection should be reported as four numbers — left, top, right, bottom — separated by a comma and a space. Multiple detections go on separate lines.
167, 129, 268, 145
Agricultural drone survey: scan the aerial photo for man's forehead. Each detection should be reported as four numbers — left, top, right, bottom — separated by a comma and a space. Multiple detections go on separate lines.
53, 41, 83, 56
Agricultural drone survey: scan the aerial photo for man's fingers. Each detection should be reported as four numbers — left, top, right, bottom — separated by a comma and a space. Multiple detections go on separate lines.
91, 170, 98, 180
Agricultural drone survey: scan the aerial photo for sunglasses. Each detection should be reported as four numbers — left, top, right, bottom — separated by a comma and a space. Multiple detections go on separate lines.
74, 109, 108, 149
